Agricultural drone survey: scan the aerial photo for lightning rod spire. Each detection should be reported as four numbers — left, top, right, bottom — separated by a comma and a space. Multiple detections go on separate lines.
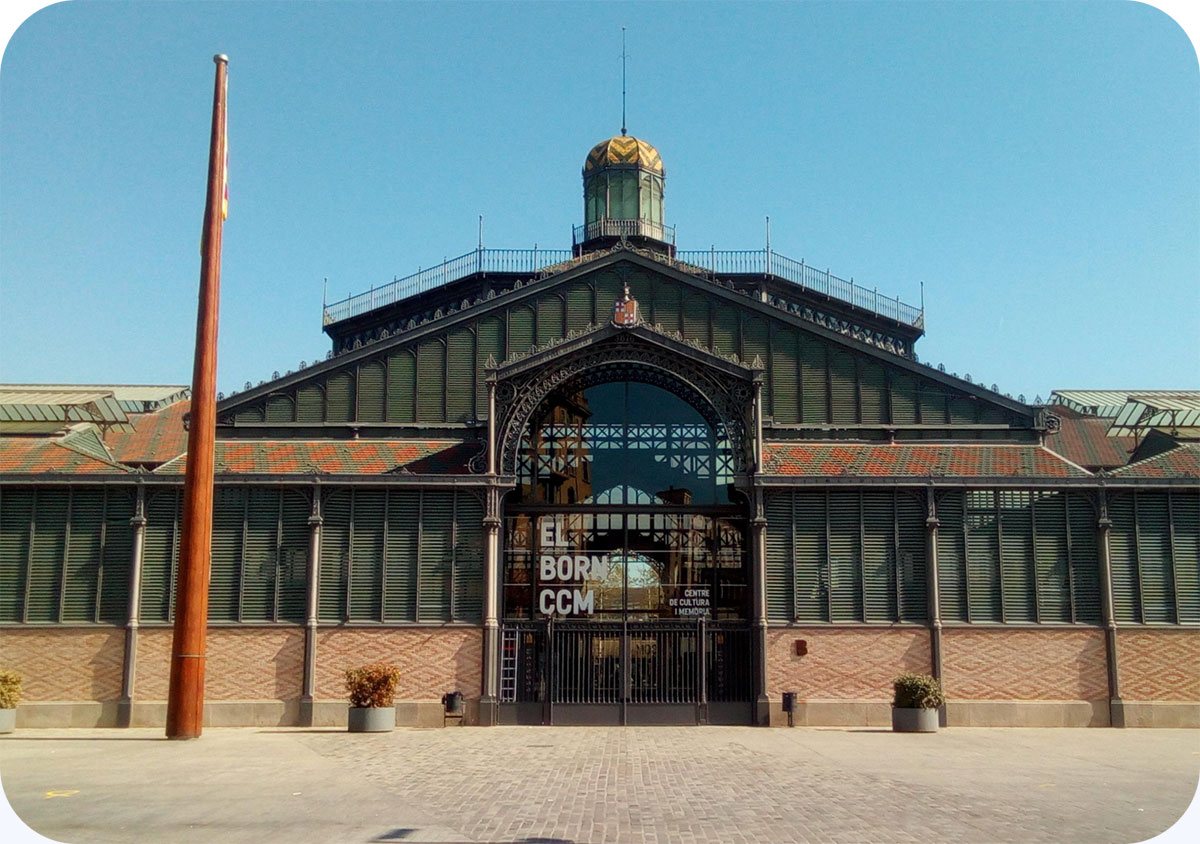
621, 27, 627, 136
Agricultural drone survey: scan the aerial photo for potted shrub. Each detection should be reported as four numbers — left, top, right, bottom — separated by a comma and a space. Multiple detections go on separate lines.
892, 672, 944, 733
344, 663, 400, 733
0, 669, 22, 734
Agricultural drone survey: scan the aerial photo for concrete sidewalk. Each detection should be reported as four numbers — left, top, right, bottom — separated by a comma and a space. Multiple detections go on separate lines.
1, 726, 1198, 844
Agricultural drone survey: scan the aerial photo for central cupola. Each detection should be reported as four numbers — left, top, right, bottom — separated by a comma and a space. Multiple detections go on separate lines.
575, 134, 673, 256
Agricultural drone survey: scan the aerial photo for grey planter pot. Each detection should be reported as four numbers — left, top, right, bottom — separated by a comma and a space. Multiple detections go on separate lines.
892, 707, 938, 733
0, 708, 15, 734
348, 706, 395, 732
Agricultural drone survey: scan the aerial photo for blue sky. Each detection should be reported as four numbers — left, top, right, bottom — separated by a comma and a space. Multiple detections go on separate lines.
1, 1, 1197, 401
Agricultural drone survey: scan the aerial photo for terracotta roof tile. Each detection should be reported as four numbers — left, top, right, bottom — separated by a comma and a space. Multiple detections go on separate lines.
1042, 404, 1134, 470
1110, 444, 1200, 479
761, 442, 1090, 478
0, 437, 131, 474
155, 440, 474, 475
105, 400, 190, 466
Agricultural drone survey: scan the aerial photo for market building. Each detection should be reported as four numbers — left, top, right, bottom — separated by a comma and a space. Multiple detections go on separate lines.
1, 136, 1197, 729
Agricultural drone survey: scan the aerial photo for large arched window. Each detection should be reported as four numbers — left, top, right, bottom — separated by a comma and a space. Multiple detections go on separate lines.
516, 379, 735, 506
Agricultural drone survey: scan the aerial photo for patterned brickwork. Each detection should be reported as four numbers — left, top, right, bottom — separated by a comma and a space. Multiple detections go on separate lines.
134, 627, 305, 701
942, 628, 1107, 701
766, 628, 930, 699
0, 628, 124, 700
1117, 630, 1200, 701
314, 628, 481, 700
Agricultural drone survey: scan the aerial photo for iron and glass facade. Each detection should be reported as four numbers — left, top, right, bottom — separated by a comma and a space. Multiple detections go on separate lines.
1, 133, 1197, 729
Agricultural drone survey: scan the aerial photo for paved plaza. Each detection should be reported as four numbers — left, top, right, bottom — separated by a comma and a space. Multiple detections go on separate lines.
1, 725, 1197, 844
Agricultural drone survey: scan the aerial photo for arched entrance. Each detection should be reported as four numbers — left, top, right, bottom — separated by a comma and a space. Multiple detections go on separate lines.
489, 332, 760, 725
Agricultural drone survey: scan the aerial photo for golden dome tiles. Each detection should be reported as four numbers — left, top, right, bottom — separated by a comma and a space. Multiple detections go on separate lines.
585, 135, 663, 173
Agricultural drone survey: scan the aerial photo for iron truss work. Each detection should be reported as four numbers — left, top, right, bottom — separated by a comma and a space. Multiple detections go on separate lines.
487, 326, 760, 477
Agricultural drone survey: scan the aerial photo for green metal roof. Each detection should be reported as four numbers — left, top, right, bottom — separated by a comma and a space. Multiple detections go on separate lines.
1049, 390, 1198, 419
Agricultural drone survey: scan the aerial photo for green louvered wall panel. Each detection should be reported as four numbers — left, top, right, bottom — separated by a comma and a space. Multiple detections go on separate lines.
891, 373, 918, 424
565, 283, 593, 333
296, 384, 324, 423
0, 489, 33, 622
1171, 491, 1200, 623
507, 306, 534, 357
860, 361, 888, 424
453, 492, 485, 621
416, 340, 446, 423
241, 487, 280, 621
965, 490, 1001, 622
896, 492, 927, 621
949, 396, 976, 425
318, 491, 350, 622
357, 361, 386, 423
771, 328, 799, 423
594, 272, 622, 324
1, 487, 135, 625
799, 337, 828, 424
794, 492, 827, 621
475, 317, 503, 421
1135, 492, 1176, 623
681, 293, 709, 345
652, 278, 682, 333
918, 385, 945, 426
1108, 494, 1140, 623
936, 491, 967, 622
235, 406, 264, 424
325, 372, 355, 423
27, 489, 67, 622
1033, 492, 1072, 623
98, 490, 134, 624
141, 489, 181, 622
764, 493, 794, 621
711, 305, 738, 357
446, 328, 475, 423
829, 351, 857, 425
536, 295, 564, 347
999, 491, 1035, 622
742, 314, 769, 369
386, 351, 416, 423
1066, 493, 1100, 624
62, 489, 103, 622
208, 486, 244, 622
384, 490, 420, 622
277, 490, 310, 623
862, 491, 896, 622
265, 394, 294, 423
827, 491, 862, 621
627, 271, 653, 309
349, 490, 385, 621
418, 491, 453, 620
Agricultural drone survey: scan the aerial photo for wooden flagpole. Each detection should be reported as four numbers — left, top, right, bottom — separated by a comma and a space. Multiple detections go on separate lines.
166, 54, 228, 739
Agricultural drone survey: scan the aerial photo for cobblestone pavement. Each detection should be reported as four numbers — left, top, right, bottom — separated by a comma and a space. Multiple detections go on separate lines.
2, 726, 1198, 844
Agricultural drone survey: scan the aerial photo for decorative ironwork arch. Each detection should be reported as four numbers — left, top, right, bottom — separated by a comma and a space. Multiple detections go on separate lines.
491, 332, 755, 476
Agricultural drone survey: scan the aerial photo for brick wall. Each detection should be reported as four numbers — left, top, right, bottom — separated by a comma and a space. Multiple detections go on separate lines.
313, 628, 481, 700
0, 628, 124, 701
1117, 630, 1200, 701
941, 628, 1107, 701
134, 627, 305, 701
767, 627, 930, 700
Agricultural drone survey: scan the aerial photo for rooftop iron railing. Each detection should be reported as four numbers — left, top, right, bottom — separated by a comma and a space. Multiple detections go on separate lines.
322, 248, 573, 324
572, 219, 676, 248
322, 245, 924, 329
674, 249, 924, 327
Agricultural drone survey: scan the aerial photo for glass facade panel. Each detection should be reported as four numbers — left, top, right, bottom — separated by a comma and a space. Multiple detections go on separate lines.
503, 511, 748, 621
517, 381, 734, 507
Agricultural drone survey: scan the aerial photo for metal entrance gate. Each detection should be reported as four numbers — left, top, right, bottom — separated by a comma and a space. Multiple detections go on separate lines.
498, 619, 753, 725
